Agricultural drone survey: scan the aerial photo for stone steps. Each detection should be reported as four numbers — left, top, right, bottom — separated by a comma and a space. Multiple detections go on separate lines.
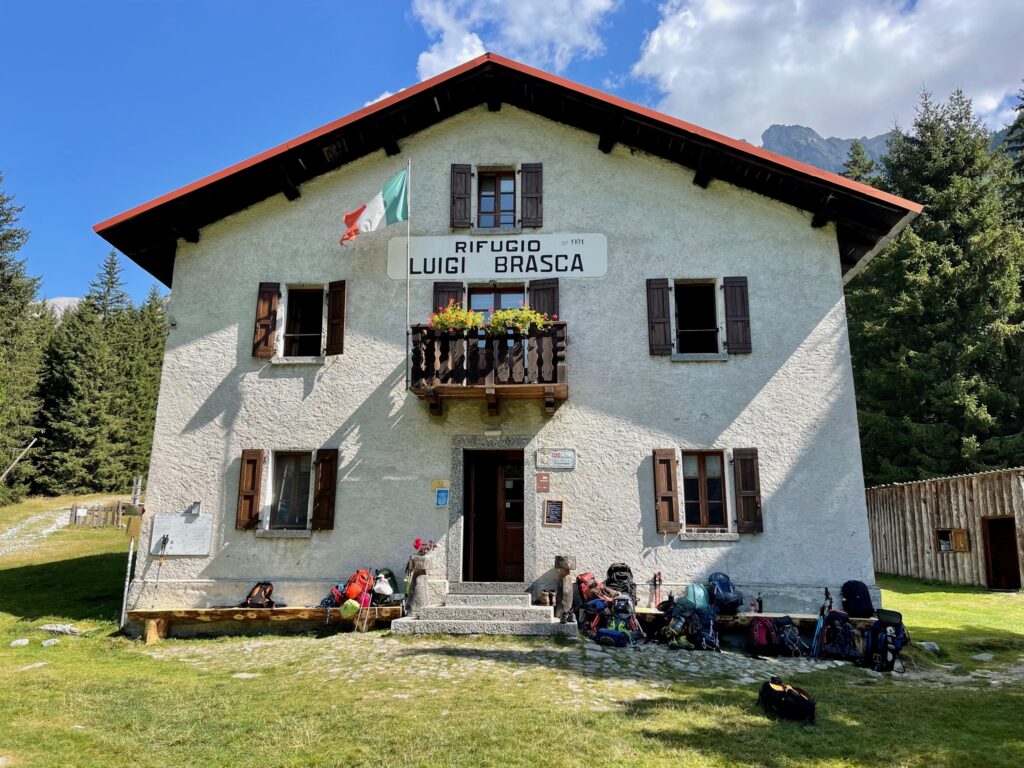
419, 605, 554, 622
442, 593, 533, 607
391, 589, 576, 637
391, 617, 576, 637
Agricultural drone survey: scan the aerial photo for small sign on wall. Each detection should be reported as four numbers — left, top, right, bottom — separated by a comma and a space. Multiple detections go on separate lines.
536, 449, 576, 470
543, 498, 565, 527
536, 472, 550, 492
435, 488, 450, 507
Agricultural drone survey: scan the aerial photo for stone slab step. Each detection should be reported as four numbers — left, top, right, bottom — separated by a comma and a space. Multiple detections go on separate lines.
448, 582, 528, 595
443, 593, 533, 607
420, 605, 554, 622
391, 617, 577, 637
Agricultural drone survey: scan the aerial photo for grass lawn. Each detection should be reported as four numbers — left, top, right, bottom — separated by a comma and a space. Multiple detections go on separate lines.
0, 493, 126, 531
1, 504, 1022, 768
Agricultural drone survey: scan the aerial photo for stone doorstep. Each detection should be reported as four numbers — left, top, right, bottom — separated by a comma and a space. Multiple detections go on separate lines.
391, 617, 576, 637
448, 581, 530, 595
420, 605, 556, 622
443, 593, 534, 607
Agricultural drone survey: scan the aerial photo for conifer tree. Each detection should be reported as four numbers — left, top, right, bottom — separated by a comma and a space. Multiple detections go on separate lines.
842, 139, 877, 184
120, 284, 168, 482
0, 173, 51, 504
847, 90, 1024, 484
1005, 80, 1024, 210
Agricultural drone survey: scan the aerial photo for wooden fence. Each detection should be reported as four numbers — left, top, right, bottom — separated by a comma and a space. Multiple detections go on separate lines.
865, 468, 1024, 587
68, 500, 127, 528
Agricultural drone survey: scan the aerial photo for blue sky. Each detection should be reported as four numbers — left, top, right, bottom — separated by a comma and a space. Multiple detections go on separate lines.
3, 1, 1019, 302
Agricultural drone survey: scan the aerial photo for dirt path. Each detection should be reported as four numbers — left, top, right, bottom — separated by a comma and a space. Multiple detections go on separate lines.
0, 506, 73, 558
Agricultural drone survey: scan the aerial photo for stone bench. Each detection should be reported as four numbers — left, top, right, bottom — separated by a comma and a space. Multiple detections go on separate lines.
128, 605, 404, 644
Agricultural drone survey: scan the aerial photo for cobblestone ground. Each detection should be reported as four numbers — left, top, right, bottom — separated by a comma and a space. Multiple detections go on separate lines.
139, 632, 1024, 703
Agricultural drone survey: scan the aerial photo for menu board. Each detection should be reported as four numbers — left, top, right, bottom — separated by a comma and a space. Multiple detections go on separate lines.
543, 498, 565, 527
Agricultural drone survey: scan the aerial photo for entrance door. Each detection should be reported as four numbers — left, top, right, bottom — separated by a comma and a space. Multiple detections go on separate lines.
463, 450, 525, 582
983, 517, 1022, 590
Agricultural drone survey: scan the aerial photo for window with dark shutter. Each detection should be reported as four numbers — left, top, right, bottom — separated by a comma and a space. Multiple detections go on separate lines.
723, 276, 752, 354
450, 164, 472, 228
520, 163, 543, 227
326, 280, 346, 355
312, 448, 338, 531
653, 448, 681, 534
433, 282, 464, 312
681, 451, 728, 528
236, 449, 264, 530
646, 279, 672, 355
528, 278, 559, 318
732, 448, 762, 533
252, 283, 280, 358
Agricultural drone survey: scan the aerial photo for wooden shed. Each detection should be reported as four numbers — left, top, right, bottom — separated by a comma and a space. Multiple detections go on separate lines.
866, 468, 1024, 589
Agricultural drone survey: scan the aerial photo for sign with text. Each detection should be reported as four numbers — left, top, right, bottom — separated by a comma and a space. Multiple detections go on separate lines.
387, 233, 607, 280
536, 448, 576, 471
535, 472, 550, 493
543, 498, 565, 527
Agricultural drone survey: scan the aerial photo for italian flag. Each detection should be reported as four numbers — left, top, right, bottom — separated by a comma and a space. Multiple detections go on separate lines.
340, 168, 409, 245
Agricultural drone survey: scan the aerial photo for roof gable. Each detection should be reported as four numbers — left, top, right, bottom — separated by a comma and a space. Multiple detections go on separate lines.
94, 53, 921, 287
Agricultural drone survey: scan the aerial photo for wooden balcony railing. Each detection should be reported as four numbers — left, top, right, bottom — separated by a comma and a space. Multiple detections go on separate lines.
409, 321, 568, 416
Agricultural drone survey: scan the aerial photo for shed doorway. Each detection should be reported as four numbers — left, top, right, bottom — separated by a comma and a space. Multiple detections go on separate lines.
983, 517, 1021, 590
462, 450, 524, 582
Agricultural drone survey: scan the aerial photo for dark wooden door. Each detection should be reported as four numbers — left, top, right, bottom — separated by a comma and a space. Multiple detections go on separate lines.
463, 450, 524, 582
983, 517, 1022, 590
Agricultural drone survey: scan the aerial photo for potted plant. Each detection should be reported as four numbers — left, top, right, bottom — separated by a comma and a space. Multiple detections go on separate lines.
428, 300, 484, 333
487, 305, 551, 335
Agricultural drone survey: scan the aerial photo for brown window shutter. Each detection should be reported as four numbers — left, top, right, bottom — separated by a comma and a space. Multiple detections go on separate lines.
952, 528, 969, 552
312, 448, 338, 531
723, 276, 752, 354
520, 163, 543, 227
252, 282, 280, 358
236, 449, 264, 530
653, 448, 681, 534
646, 278, 672, 355
433, 282, 464, 312
733, 448, 763, 533
326, 280, 346, 355
528, 278, 559, 318
450, 164, 471, 228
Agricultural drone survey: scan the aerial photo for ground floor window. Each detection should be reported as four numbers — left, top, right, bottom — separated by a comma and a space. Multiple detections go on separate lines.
682, 450, 727, 529
271, 452, 312, 529
936, 528, 969, 553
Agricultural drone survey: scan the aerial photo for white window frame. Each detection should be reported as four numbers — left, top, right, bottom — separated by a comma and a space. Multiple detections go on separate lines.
259, 449, 316, 534
669, 278, 728, 362
275, 283, 327, 362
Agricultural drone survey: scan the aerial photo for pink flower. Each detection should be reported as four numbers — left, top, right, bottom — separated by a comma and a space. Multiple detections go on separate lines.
413, 537, 423, 550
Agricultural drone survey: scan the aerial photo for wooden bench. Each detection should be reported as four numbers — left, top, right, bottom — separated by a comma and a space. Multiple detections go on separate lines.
128, 605, 404, 644
636, 608, 876, 635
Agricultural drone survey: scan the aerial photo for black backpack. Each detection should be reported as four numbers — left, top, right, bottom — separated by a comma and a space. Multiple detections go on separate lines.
707, 572, 744, 616
606, 563, 636, 602
241, 581, 276, 608
772, 616, 810, 657
840, 580, 874, 618
687, 606, 720, 651
820, 610, 860, 661
861, 608, 910, 672
758, 676, 816, 724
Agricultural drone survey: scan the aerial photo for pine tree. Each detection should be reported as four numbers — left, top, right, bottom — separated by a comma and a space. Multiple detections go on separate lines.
842, 139, 877, 184
120, 284, 168, 483
1005, 81, 1024, 210
847, 89, 1024, 484
0, 173, 51, 504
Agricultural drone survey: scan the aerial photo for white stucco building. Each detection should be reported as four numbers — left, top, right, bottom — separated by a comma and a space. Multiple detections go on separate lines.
96, 54, 921, 636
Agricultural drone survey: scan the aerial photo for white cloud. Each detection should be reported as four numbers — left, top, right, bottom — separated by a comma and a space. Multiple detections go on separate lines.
364, 90, 398, 107
632, 0, 1024, 142
412, 0, 617, 80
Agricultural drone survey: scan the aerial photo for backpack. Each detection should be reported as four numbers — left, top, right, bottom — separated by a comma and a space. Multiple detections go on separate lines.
660, 598, 698, 650
339, 598, 361, 619
820, 610, 861, 661
576, 572, 619, 604
840, 580, 874, 618
344, 569, 374, 600
758, 676, 816, 724
707, 572, 744, 616
773, 616, 810, 657
861, 608, 910, 672
606, 563, 637, 602
686, 583, 710, 610
578, 598, 610, 638
748, 616, 778, 655
241, 581, 276, 608
687, 606, 720, 651
375, 568, 399, 595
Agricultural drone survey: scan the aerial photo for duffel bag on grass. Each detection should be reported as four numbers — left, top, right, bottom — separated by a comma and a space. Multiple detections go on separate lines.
758, 676, 816, 724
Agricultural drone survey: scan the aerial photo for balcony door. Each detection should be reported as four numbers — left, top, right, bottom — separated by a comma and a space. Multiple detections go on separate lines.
463, 450, 525, 582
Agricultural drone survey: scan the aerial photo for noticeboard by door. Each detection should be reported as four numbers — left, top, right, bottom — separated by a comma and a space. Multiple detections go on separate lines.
543, 498, 565, 527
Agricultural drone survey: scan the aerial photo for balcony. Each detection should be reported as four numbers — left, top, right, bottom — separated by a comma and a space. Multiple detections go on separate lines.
410, 322, 568, 416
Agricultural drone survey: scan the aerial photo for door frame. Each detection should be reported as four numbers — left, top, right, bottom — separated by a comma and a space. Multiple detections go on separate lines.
982, 516, 1022, 590
463, 449, 524, 582
448, 435, 535, 587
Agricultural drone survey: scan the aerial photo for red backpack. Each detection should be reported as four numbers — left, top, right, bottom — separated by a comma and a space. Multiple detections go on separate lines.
344, 569, 374, 600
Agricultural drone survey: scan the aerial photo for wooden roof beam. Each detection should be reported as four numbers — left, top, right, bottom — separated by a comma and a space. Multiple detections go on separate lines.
278, 164, 301, 201
692, 150, 713, 188
811, 193, 837, 228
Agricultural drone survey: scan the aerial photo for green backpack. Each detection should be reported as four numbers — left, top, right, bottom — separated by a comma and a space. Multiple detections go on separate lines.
686, 583, 710, 610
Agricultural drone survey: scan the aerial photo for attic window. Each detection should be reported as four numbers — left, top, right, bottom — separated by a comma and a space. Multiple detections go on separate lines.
284, 288, 324, 357
478, 171, 516, 229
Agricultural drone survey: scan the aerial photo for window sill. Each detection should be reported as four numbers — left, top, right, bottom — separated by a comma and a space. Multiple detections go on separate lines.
470, 226, 523, 235
255, 529, 312, 539
678, 531, 740, 542
270, 356, 325, 366
671, 352, 729, 363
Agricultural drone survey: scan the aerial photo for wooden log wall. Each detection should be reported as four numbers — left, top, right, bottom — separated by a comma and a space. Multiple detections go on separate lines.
866, 468, 1024, 587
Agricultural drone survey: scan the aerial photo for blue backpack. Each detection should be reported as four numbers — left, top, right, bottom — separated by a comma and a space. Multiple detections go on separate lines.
861, 609, 909, 672
687, 606, 720, 651
707, 572, 744, 616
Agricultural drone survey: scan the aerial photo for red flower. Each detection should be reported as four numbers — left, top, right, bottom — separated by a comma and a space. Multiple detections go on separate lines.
552, 314, 559, 319
413, 537, 423, 550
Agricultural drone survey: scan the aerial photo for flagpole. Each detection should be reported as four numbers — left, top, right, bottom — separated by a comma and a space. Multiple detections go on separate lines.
405, 157, 412, 391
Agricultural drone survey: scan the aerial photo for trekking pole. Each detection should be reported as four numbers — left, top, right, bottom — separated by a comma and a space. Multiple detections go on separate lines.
359, 569, 377, 633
